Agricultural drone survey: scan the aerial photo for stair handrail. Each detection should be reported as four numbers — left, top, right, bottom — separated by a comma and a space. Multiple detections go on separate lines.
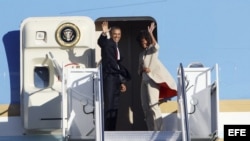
177, 63, 191, 141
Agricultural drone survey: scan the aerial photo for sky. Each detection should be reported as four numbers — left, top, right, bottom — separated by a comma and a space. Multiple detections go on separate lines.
1, 0, 250, 102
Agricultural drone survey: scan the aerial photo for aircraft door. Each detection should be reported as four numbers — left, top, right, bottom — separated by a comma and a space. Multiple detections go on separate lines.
20, 16, 97, 131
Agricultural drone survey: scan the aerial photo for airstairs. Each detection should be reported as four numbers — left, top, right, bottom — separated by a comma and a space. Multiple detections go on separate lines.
60, 63, 219, 141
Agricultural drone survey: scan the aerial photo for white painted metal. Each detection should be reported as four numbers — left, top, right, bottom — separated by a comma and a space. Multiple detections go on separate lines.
183, 63, 219, 140
20, 16, 96, 130
104, 131, 182, 141
63, 67, 101, 140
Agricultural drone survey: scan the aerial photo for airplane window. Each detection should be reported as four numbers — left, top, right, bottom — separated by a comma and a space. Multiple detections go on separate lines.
34, 67, 49, 88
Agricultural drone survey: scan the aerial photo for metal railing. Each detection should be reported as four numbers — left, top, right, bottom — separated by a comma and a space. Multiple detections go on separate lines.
177, 63, 191, 141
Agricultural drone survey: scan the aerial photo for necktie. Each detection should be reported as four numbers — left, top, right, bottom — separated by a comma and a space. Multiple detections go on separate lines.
116, 44, 120, 61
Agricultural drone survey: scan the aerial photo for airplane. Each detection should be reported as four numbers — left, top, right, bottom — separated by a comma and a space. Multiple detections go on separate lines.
1, 1, 250, 141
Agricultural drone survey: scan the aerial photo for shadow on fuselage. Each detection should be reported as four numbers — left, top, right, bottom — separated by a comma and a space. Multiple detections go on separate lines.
3, 31, 20, 116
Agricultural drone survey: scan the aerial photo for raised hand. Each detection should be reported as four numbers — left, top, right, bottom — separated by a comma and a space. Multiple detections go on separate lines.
102, 21, 111, 33
148, 22, 156, 34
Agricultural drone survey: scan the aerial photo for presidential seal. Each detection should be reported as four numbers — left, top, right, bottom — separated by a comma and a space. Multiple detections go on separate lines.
55, 23, 80, 47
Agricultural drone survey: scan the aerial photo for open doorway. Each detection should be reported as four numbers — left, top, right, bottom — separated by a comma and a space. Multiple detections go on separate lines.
95, 17, 157, 131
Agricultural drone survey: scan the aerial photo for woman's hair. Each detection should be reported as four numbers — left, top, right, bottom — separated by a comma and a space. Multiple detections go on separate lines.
136, 30, 152, 46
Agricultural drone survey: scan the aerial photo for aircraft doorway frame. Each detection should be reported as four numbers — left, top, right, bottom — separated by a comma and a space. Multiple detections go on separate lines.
95, 16, 157, 131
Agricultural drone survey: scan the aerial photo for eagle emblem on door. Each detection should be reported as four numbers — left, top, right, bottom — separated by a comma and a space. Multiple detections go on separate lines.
56, 22, 80, 48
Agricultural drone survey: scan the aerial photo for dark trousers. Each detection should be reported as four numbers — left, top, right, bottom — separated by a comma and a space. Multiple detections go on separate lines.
103, 73, 121, 131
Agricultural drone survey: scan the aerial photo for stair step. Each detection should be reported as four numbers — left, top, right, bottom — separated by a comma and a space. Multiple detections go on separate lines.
104, 131, 182, 141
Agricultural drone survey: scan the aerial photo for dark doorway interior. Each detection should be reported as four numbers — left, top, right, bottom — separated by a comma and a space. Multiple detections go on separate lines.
95, 17, 157, 131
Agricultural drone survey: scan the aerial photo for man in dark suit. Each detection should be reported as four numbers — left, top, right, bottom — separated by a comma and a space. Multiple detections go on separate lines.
98, 21, 130, 131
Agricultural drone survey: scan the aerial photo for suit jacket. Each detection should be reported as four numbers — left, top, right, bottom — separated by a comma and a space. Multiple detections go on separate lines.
98, 34, 130, 82
138, 43, 177, 99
